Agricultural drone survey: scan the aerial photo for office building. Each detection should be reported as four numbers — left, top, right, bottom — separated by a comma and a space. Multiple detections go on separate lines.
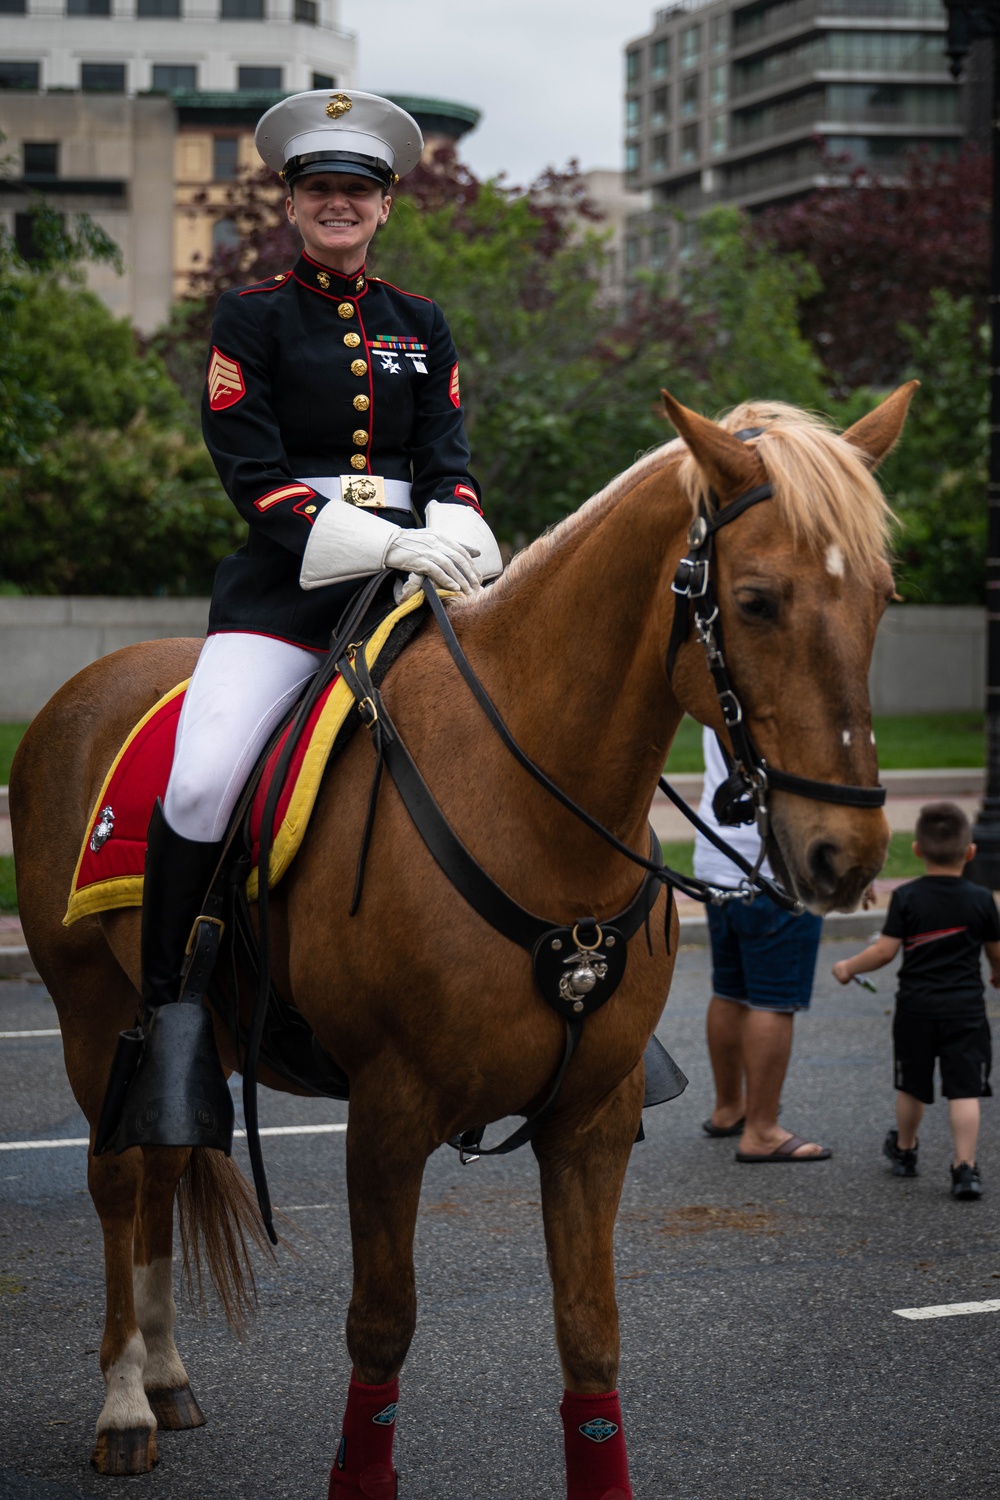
623, 0, 964, 275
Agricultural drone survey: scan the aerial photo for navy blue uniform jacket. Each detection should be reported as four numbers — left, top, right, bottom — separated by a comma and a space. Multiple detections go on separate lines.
202, 250, 482, 652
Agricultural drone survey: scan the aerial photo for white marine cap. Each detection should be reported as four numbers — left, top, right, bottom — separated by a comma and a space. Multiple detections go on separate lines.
255, 89, 423, 189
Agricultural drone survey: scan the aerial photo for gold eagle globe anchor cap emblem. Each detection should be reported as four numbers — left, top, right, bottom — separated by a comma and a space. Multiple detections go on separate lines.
326, 93, 353, 120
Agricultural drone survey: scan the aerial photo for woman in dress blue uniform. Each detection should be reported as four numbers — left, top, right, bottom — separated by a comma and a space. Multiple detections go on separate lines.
121, 90, 501, 1152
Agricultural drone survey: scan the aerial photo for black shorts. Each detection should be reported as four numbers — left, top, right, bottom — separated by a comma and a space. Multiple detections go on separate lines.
893, 1014, 993, 1104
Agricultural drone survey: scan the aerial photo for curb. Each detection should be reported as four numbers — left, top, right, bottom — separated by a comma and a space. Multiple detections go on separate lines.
0, 946, 37, 979
676, 909, 886, 949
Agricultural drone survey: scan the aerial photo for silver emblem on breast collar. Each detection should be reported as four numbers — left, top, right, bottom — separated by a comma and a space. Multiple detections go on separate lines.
89, 806, 115, 853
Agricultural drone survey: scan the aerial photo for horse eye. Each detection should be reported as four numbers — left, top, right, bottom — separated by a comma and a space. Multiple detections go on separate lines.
736, 593, 777, 621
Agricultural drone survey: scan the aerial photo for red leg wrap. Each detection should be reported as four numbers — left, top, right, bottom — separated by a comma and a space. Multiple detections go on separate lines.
328, 1376, 399, 1500
560, 1389, 632, 1500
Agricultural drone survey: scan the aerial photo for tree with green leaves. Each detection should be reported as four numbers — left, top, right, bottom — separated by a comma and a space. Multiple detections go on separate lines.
878, 290, 988, 605
0, 197, 239, 595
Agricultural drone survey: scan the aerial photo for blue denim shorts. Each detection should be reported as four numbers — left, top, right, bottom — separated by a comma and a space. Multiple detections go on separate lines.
706, 896, 822, 1013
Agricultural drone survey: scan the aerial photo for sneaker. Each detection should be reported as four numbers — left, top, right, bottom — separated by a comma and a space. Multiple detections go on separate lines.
883, 1129, 918, 1177
950, 1162, 983, 1201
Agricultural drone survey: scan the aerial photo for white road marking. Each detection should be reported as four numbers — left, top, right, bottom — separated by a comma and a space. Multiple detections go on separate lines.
894, 1299, 1000, 1321
0, 1029, 61, 1039
0, 1123, 348, 1152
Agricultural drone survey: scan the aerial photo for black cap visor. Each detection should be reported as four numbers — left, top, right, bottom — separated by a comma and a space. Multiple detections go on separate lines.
283, 150, 396, 188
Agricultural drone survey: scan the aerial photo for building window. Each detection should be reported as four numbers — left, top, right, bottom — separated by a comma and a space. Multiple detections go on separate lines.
138, 0, 181, 12
0, 60, 40, 89
222, 0, 264, 15
67, 0, 111, 12
294, 0, 316, 20
651, 133, 669, 171
625, 236, 641, 272
81, 62, 127, 91
152, 63, 196, 89
680, 122, 699, 163
23, 141, 58, 175
710, 14, 727, 54
651, 85, 670, 126
681, 74, 700, 115
238, 65, 281, 89
650, 227, 670, 269
626, 49, 641, 87
681, 23, 701, 68
15, 210, 63, 260
710, 115, 727, 155
626, 96, 641, 133
710, 64, 727, 108
212, 217, 240, 252
651, 37, 670, 78
312, 71, 335, 88
0, 0, 28, 12
625, 141, 640, 176
213, 135, 240, 179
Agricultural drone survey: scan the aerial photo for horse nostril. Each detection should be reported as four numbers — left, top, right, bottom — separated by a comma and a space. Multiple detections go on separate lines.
807, 840, 841, 896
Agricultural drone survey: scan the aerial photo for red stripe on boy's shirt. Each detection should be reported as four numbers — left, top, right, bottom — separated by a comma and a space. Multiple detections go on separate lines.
903, 925, 968, 951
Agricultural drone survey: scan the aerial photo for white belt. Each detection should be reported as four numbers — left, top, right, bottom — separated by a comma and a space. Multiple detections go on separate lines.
298, 475, 413, 512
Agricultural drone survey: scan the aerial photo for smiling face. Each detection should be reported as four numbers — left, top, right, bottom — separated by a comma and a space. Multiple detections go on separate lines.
285, 172, 391, 273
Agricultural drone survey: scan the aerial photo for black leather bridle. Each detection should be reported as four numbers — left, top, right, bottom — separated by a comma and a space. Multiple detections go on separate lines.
665, 427, 886, 879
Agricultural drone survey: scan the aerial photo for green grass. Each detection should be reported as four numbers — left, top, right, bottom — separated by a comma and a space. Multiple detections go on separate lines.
660, 831, 923, 887
663, 714, 984, 774
0, 855, 16, 914
0, 723, 29, 786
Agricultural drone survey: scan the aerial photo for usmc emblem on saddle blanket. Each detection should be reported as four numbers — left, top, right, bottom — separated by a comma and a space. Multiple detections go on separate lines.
89, 805, 115, 853
531, 921, 628, 1020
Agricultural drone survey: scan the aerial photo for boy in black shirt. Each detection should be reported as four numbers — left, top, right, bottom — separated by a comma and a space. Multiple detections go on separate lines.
833, 802, 1000, 1200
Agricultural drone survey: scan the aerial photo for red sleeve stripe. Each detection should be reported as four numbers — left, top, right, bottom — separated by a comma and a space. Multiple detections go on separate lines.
255, 483, 315, 512
453, 483, 482, 513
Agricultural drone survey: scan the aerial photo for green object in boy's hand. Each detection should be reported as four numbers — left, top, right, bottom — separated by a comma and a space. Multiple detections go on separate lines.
851, 975, 877, 993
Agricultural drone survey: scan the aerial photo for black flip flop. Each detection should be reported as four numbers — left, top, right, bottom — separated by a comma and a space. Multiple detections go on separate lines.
702, 1117, 745, 1138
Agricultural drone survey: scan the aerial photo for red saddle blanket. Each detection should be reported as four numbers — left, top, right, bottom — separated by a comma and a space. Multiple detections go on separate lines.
64, 590, 426, 926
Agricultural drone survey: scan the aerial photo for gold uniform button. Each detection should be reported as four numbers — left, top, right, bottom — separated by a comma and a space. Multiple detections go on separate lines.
338, 302, 355, 319
350, 454, 367, 470
350, 359, 368, 377
304, 504, 317, 515
344, 332, 361, 349
353, 394, 370, 412
352, 429, 369, 446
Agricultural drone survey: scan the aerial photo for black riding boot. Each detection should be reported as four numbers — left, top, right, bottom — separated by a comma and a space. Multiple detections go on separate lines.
94, 800, 234, 1155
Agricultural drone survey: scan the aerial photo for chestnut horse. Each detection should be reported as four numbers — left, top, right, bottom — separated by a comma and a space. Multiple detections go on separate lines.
9, 387, 912, 1494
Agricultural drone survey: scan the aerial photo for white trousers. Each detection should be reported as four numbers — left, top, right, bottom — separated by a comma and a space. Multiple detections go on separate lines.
164, 633, 322, 843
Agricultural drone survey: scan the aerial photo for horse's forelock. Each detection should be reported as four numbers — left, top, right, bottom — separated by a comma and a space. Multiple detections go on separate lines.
676, 402, 894, 576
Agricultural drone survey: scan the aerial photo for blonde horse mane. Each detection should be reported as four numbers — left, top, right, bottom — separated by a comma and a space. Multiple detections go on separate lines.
475, 398, 893, 610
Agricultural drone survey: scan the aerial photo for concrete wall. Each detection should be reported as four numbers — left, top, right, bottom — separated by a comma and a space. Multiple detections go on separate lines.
0, 598, 986, 722
0, 597, 210, 721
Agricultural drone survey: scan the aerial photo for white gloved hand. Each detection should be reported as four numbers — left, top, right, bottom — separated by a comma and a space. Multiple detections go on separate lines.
385, 528, 482, 600
393, 500, 503, 603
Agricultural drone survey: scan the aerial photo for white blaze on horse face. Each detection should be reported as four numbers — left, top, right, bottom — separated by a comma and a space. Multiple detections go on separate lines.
134, 1258, 188, 1393
825, 543, 845, 578
96, 1329, 156, 1434
842, 730, 852, 747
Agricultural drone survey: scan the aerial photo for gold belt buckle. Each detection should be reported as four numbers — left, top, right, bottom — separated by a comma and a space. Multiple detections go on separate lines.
340, 474, 385, 509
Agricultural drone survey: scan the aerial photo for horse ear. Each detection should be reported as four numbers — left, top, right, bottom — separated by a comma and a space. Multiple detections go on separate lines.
840, 380, 919, 470
661, 390, 760, 501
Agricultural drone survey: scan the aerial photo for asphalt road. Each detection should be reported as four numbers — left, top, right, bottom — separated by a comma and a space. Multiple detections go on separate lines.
1, 940, 998, 1500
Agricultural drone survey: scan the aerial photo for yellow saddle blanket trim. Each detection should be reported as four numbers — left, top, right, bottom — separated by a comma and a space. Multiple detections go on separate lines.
63, 589, 428, 926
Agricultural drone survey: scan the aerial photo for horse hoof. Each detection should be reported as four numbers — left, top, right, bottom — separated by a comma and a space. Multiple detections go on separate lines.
147, 1383, 207, 1430
91, 1425, 159, 1475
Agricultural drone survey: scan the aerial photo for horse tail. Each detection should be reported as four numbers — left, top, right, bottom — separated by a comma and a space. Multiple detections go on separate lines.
176, 1147, 277, 1336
